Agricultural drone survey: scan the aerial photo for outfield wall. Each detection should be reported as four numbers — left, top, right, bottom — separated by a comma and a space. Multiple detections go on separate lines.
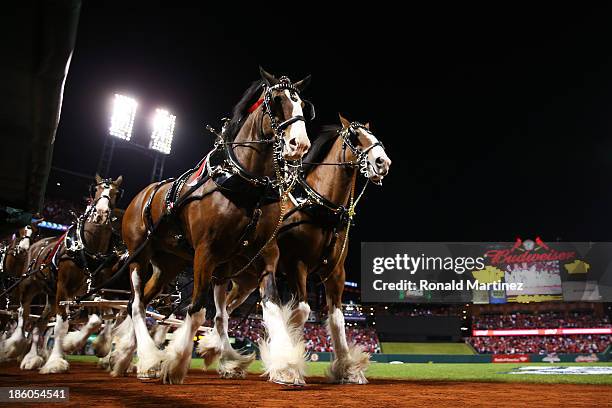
308, 352, 609, 363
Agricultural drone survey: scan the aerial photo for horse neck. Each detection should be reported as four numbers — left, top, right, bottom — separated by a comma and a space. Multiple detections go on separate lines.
306, 136, 357, 206
231, 109, 275, 177
82, 221, 112, 254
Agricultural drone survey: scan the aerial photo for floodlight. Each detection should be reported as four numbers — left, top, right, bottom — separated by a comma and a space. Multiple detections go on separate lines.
109, 94, 138, 140
149, 108, 176, 154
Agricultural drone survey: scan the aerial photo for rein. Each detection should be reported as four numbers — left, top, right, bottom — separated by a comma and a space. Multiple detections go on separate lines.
302, 123, 384, 183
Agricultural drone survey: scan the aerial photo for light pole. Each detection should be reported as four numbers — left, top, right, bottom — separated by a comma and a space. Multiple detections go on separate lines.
97, 93, 175, 182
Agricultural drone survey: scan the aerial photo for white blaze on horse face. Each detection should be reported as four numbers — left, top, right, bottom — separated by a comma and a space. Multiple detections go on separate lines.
94, 185, 112, 222
360, 130, 391, 182
18, 226, 32, 251
282, 90, 310, 160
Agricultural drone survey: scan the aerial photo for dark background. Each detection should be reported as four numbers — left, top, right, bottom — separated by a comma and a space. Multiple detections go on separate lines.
46, 3, 612, 283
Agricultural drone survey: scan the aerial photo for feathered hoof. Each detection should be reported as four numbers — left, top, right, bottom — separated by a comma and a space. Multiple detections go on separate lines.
269, 368, 306, 386
197, 343, 221, 368
159, 357, 188, 385
98, 354, 111, 370
109, 351, 134, 377
328, 344, 370, 384
136, 366, 161, 380
219, 368, 247, 379
20, 354, 44, 370
218, 351, 255, 379
39, 357, 69, 374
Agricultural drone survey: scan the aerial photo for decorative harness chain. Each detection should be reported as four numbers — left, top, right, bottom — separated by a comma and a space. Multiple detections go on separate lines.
219, 77, 305, 279
299, 122, 386, 281
66, 180, 121, 292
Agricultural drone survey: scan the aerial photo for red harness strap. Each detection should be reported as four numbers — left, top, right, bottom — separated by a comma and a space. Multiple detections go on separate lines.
247, 98, 264, 113
43, 231, 68, 265
187, 157, 207, 186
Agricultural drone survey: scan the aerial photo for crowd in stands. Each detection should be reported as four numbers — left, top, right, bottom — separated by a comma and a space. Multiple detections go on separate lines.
468, 335, 611, 354
473, 311, 611, 330
378, 305, 464, 317
42, 199, 81, 225
227, 317, 381, 354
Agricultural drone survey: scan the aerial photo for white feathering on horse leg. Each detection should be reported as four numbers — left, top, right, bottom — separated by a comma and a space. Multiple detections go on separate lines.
0, 306, 27, 362
109, 316, 136, 377
326, 307, 370, 384
258, 301, 306, 386
20, 326, 43, 370
39, 314, 70, 374
196, 327, 222, 368
130, 268, 164, 379
152, 323, 171, 348
92, 319, 113, 358
218, 346, 255, 379
63, 314, 102, 353
160, 308, 206, 384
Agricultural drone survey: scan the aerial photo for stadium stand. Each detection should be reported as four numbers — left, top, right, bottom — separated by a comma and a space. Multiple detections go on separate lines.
468, 334, 611, 354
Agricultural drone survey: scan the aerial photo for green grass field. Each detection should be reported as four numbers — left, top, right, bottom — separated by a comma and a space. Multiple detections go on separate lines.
67, 355, 612, 385
380, 342, 475, 354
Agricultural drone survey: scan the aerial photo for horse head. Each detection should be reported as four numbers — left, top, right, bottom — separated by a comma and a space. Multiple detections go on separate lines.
338, 114, 391, 184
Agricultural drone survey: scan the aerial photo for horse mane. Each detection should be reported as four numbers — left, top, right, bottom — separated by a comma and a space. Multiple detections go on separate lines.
302, 125, 341, 175
223, 80, 265, 142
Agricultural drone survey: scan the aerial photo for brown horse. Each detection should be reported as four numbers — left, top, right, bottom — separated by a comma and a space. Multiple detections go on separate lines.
200, 114, 391, 385
9, 175, 124, 373
112, 69, 312, 384
0, 220, 42, 360
0, 220, 42, 306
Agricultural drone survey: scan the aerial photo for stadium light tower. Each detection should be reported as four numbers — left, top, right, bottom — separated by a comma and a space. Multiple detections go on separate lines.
149, 108, 176, 154
97, 93, 176, 182
148, 108, 176, 182
109, 94, 138, 140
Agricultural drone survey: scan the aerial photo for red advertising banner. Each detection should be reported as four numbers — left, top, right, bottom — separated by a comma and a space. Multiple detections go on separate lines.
492, 354, 530, 363
473, 327, 612, 336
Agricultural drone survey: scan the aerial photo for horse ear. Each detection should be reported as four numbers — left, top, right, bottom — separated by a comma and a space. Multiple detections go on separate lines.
259, 66, 279, 86
114, 175, 123, 186
364, 122, 370, 130
338, 113, 351, 129
294, 74, 311, 92
95, 173, 102, 184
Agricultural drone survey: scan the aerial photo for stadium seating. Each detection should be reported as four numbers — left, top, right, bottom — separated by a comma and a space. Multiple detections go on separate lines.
467, 334, 611, 354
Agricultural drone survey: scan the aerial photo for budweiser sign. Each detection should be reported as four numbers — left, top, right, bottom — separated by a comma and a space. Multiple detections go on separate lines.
485, 237, 576, 265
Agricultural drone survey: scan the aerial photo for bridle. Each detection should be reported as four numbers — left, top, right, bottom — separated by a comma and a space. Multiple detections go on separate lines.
220, 76, 315, 189
67, 179, 120, 255
63, 179, 122, 294
86, 179, 123, 224
303, 122, 387, 185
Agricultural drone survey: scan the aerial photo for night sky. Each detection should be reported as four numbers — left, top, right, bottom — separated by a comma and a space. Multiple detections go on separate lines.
48, 3, 612, 282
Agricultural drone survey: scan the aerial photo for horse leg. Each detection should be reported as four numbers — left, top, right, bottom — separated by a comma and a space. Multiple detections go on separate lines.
159, 245, 210, 384
109, 309, 136, 377
39, 290, 70, 374
20, 295, 53, 370
324, 265, 369, 384
129, 259, 165, 379
226, 273, 258, 315
288, 261, 310, 334
109, 252, 170, 378
258, 245, 306, 386
197, 282, 255, 378
92, 316, 113, 358
0, 302, 27, 362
